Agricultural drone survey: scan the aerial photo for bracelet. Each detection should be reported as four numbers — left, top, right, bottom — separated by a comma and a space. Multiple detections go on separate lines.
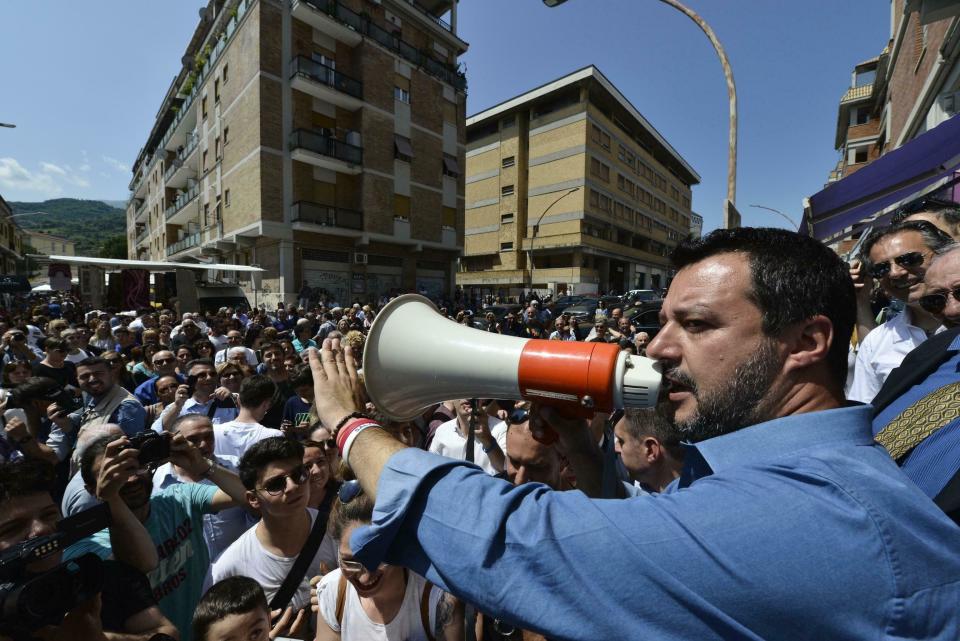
337, 418, 383, 465
334, 411, 370, 433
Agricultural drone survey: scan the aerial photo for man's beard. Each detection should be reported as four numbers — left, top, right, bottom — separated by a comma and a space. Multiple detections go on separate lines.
657, 339, 782, 443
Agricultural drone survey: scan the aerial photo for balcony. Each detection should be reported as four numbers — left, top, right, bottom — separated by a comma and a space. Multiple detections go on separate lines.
134, 198, 147, 223
291, 0, 466, 90
289, 56, 363, 110
290, 129, 363, 174
165, 185, 199, 224
291, 0, 363, 46
166, 232, 199, 257
291, 201, 363, 230
135, 226, 149, 245
399, 0, 452, 32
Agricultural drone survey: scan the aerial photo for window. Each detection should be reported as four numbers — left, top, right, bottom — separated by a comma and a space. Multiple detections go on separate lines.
500, 242, 514, 251
590, 158, 610, 182
394, 86, 411, 104
225, 189, 231, 207
501, 213, 514, 224
589, 189, 600, 208
202, 96, 208, 120
394, 135, 413, 162
202, 150, 208, 172
591, 124, 611, 150
222, 64, 228, 84
501, 185, 514, 197
214, 137, 221, 161
442, 154, 460, 178
502, 156, 515, 168
854, 107, 869, 126
203, 202, 210, 225
854, 147, 868, 164
214, 79, 220, 103
223, 126, 229, 145
502, 115, 516, 129
854, 68, 876, 87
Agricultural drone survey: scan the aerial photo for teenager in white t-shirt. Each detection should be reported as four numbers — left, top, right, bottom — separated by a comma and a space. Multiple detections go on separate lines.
315, 481, 463, 641
214, 374, 284, 459
427, 399, 506, 476
209, 437, 337, 614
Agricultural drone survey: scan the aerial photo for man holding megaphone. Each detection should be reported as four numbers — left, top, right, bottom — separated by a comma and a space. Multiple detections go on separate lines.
308, 228, 960, 641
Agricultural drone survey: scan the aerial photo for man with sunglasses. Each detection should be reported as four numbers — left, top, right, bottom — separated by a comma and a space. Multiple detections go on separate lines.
870, 243, 960, 518
849, 220, 953, 402
210, 436, 337, 620
134, 349, 184, 406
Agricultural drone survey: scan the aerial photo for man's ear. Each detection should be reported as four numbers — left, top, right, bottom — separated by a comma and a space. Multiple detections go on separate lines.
643, 437, 660, 463
783, 315, 833, 375
246, 489, 260, 511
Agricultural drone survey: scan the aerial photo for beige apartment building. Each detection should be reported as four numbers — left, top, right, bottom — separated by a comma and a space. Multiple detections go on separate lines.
126, 0, 467, 306
23, 230, 75, 257
0, 196, 24, 275
458, 66, 699, 299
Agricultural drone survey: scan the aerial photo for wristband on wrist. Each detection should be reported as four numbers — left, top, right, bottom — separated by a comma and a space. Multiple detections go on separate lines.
335, 411, 370, 432
337, 418, 383, 464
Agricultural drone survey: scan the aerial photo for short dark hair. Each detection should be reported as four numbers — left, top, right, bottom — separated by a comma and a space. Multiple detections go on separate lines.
290, 363, 313, 389
80, 435, 115, 487
329, 486, 374, 542
43, 337, 68, 353
76, 356, 107, 370
260, 341, 283, 357
238, 375, 277, 409
671, 227, 855, 388
193, 577, 269, 641
0, 459, 57, 503
238, 436, 304, 490
13, 376, 60, 404
186, 358, 216, 374
890, 197, 960, 225
622, 408, 684, 459
860, 219, 955, 267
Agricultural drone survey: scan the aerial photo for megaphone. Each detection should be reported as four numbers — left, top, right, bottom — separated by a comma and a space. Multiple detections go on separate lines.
363, 294, 662, 421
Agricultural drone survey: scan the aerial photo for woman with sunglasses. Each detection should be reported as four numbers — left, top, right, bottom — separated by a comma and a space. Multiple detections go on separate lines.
309, 424, 341, 481
217, 362, 246, 394
316, 480, 463, 641
192, 340, 216, 360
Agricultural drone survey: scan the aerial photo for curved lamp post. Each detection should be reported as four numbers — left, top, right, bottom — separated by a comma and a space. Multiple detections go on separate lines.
528, 186, 581, 294
748, 204, 799, 229
543, 0, 738, 227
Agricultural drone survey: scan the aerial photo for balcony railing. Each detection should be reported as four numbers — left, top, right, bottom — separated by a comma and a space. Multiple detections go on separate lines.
290, 56, 363, 99
300, 0, 466, 90
400, 0, 452, 32
290, 129, 363, 165
165, 185, 199, 220
166, 232, 199, 256
292, 201, 363, 230
135, 227, 149, 244
163, 158, 182, 183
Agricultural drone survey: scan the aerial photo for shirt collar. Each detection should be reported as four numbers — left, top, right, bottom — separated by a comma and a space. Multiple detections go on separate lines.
687, 405, 875, 477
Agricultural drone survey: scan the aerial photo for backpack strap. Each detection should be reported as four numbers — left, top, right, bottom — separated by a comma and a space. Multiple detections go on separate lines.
335, 572, 348, 627
420, 580, 436, 641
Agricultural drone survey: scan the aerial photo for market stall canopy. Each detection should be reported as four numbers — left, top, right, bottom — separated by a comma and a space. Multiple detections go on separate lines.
0, 275, 31, 293
801, 113, 960, 243
26, 255, 266, 273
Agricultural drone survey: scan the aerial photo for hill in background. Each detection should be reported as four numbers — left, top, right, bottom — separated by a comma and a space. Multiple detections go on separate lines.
9, 198, 126, 256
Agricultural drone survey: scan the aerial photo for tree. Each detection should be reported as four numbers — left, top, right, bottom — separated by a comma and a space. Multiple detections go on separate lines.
99, 234, 127, 259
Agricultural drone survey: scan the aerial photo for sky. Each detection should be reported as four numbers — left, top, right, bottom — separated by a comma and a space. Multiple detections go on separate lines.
0, 1, 890, 232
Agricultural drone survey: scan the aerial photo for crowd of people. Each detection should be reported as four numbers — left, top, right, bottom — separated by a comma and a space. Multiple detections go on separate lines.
1, 199, 960, 640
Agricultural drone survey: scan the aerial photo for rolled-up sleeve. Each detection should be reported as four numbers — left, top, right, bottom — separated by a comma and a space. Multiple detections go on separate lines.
113, 400, 147, 436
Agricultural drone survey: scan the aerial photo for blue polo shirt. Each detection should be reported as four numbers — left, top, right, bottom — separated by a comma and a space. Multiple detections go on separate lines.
872, 332, 960, 498
351, 405, 960, 640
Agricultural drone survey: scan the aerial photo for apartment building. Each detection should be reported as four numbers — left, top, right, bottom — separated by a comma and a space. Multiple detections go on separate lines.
126, 0, 468, 307
0, 196, 24, 275
828, 2, 960, 184
23, 231, 75, 257
458, 66, 698, 299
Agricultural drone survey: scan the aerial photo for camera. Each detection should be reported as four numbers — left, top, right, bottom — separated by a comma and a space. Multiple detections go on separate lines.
0, 504, 110, 637
126, 430, 171, 467
43, 388, 82, 414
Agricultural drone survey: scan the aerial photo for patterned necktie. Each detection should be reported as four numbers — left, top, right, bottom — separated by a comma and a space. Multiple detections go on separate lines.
875, 381, 960, 461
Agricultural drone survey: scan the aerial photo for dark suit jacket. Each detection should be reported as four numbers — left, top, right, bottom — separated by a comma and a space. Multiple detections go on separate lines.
870, 325, 960, 523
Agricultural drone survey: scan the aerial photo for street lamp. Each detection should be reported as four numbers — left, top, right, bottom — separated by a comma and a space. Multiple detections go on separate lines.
543, 0, 739, 228
0, 123, 15, 129
528, 186, 580, 295
748, 204, 799, 229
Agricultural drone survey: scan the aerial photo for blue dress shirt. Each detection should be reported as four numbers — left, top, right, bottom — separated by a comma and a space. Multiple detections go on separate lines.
352, 405, 960, 640
872, 333, 960, 498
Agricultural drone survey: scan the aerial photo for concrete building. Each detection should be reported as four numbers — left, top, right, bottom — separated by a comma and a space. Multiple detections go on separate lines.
23, 231, 75, 257
827, 1, 960, 184
458, 66, 698, 300
0, 196, 24, 275
126, 0, 468, 307
690, 212, 703, 239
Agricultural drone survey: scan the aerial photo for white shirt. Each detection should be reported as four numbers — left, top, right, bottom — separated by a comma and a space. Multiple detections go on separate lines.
209, 508, 337, 611
207, 333, 230, 353
214, 420, 284, 459
214, 346, 259, 366
152, 455, 254, 562
151, 396, 240, 433
317, 568, 441, 640
848, 307, 943, 403
428, 418, 504, 475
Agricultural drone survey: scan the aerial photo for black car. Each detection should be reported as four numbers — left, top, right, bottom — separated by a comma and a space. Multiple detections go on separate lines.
624, 302, 663, 339
552, 295, 584, 313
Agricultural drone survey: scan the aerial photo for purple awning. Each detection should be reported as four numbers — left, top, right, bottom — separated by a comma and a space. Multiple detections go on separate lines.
802, 113, 960, 240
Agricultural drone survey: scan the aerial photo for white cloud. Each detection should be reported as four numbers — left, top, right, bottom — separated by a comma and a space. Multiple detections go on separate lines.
102, 155, 129, 173
0, 157, 90, 196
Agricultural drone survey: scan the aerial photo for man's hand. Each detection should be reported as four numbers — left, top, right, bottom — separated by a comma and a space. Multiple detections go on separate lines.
270, 607, 309, 640
174, 384, 190, 406
211, 386, 232, 402
849, 259, 872, 300
307, 340, 362, 432
96, 437, 139, 501
168, 432, 207, 476
474, 409, 495, 449
4, 415, 30, 444
46, 402, 73, 431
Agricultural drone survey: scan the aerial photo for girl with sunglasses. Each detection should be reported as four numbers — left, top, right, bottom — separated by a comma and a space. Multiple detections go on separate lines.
315, 480, 463, 641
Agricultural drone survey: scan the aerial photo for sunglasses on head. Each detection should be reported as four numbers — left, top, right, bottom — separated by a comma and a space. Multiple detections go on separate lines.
918, 287, 960, 314
507, 407, 530, 425
258, 464, 309, 495
896, 196, 959, 217
868, 251, 928, 279
338, 479, 362, 504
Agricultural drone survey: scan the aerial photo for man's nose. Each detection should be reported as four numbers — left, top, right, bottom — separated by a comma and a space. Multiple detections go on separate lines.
945, 297, 960, 323
887, 260, 909, 280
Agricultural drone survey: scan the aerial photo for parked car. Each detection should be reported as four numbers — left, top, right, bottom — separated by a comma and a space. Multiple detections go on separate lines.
624, 302, 663, 340
552, 295, 584, 313
624, 289, 660, 304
